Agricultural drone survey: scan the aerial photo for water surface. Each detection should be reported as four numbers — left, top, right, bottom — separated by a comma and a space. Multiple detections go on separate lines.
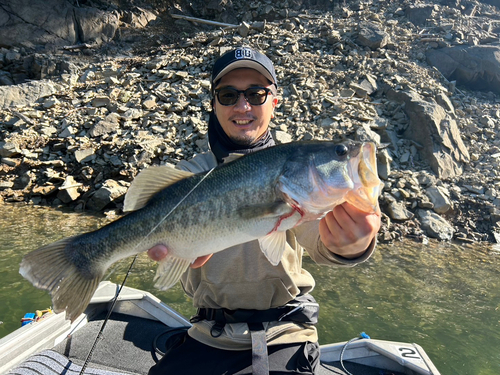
1, 203, 499, 375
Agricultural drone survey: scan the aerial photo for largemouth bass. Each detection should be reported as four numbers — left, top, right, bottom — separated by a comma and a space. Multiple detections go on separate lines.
20, 140, 381, 321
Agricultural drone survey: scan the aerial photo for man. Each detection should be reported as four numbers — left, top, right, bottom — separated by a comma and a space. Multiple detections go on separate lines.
148, 47, 381, 375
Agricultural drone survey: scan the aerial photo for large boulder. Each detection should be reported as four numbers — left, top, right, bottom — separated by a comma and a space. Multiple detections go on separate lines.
356, 22, 390, 50
426, 45, 500, 94
387, 89, 470, 180
417, 209, 455, 241
86, 179, 127, 211
0, 0, 146, 48
405, 5, 435, 27
0, 80, 59, 108
0, 0, 76, 47
74, 7, 120, 45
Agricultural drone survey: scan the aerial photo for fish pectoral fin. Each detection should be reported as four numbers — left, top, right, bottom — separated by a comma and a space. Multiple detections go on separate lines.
19, 235, 103, 322
154, 255, 194, 290
258, 231, 287, 266
124, 166, 194, 212
237, 202, 292, 220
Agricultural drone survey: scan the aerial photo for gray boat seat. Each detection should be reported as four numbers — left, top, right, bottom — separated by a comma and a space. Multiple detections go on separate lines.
6, 350, 132, 375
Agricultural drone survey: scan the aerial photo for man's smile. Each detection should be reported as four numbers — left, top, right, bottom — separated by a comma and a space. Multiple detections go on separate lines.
231, 117, 257, 126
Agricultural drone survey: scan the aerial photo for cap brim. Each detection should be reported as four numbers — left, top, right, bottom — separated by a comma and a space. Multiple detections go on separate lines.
212, 60, 275, 85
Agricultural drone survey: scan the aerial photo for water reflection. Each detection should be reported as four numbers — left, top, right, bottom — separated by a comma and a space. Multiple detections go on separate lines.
0, 203, 499, 375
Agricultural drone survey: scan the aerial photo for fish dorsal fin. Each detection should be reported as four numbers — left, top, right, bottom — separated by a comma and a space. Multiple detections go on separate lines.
123, 166, 194, 212
223, 153, 245, 164
258, 231, 287, 266
154, 255, 194, 290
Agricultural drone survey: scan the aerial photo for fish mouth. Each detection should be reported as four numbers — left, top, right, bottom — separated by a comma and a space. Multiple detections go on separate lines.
344, 142, 382, 213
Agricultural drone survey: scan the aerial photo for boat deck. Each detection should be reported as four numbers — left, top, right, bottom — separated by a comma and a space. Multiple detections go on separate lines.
3, 283, 437, 375
11, 312, 403, 375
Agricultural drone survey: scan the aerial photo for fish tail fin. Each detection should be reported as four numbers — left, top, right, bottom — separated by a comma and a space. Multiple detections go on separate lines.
19, 236, 103, 322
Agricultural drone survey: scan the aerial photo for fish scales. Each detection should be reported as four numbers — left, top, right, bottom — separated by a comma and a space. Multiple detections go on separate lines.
19, 140, 382, 321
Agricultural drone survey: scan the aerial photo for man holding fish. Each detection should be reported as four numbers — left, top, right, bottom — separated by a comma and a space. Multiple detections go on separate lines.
20, 46, 381, 374
146, 47, 381, 375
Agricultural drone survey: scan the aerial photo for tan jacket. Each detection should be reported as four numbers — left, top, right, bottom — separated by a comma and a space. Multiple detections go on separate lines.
175, 151, 376, 350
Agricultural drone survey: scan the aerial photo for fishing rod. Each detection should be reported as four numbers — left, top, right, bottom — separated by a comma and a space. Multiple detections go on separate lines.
79, 167, 215, 375
79, 255, 138, 375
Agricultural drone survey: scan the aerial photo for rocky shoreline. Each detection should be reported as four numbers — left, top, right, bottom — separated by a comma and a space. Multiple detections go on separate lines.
0, 0, 499, 244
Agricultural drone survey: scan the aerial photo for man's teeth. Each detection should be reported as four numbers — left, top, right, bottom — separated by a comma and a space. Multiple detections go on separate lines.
235, 120, 252, 125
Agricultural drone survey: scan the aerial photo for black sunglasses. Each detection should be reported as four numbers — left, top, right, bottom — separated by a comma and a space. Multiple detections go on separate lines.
215, 87, 272, 106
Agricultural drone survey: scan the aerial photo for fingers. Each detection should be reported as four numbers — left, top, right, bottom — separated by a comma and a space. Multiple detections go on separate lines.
336, 202, 381, 237
147, 244, 213, 269
319, 202, 381, 258
319, 211, 343, 248
319, 205, 359, 247
190, 254, 213, 268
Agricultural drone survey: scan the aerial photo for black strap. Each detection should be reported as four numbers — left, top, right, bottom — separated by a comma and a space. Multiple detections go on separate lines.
190, 295, 319, 375
191, 295, 319, 326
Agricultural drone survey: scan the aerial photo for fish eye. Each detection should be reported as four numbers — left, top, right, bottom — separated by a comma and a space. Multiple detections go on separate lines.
334, 144, 348, 157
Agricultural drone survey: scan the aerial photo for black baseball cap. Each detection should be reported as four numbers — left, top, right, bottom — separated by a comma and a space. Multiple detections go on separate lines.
211, 47, 278, 89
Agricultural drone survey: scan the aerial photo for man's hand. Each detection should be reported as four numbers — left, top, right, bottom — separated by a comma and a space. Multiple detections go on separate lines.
318, 202, 381, 259
147, 245, 213, 268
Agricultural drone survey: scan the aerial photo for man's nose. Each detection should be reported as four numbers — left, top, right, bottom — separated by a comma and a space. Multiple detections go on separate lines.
233, 93, 251, 111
